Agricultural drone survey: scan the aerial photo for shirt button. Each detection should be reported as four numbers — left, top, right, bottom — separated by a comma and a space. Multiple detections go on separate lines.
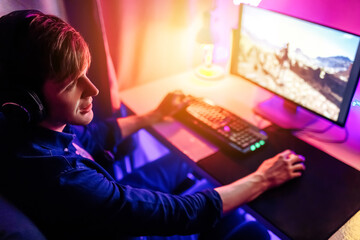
64, 148, 69, 152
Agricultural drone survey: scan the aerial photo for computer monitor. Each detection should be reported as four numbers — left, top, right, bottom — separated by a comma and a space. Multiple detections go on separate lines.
230, 4, 360, 129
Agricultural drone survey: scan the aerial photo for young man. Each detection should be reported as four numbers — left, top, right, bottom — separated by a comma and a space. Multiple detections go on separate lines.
0, 10, 305, 240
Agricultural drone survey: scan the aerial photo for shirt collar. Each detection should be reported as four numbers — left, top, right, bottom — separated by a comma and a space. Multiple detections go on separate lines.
30, 125, 76, 150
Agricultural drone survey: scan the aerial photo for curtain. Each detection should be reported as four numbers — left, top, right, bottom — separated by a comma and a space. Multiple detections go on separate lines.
98, 0, 238, 91
63, 0, 120, 119
0, 0, 65, 18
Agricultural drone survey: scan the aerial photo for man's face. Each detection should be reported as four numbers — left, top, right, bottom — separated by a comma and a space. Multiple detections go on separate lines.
40, 67, 99, 131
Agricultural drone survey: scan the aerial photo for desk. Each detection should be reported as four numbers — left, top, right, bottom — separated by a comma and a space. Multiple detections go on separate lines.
119, 71, 360, 240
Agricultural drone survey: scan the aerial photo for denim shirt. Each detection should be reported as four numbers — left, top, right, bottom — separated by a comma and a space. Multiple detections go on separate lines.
0, 118, 222, 240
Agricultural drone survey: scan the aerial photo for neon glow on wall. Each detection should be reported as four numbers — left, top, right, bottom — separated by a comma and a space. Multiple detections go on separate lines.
233, 0, 262, 6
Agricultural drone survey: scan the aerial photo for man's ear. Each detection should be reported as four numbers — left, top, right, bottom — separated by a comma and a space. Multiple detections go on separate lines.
0, 89, 45, 124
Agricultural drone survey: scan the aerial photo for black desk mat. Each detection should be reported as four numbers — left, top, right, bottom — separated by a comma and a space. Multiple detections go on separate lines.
197, 125, 360, 240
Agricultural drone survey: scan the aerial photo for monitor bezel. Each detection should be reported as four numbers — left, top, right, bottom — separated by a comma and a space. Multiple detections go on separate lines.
230, 4, 360, 127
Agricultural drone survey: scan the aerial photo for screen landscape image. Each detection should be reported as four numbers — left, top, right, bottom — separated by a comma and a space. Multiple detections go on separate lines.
236, 6, 360, 122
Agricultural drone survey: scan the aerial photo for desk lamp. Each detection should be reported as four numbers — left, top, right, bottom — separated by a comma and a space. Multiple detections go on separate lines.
195, 11, 224, 80
195, 0, 262, 80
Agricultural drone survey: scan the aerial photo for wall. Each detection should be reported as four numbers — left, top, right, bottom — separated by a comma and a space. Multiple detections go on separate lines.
259, 0, 360, 35
0, 0, 65, 19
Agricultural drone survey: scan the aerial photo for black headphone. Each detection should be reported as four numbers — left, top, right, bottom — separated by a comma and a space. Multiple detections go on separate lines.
0, 10, 47, 124
0, 89, 45, 124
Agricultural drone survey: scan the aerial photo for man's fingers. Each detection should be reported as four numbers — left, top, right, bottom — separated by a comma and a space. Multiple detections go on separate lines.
280, 151, 306, 176
289, 154, 306, 165
292, 162, 306, 172
291, 171, 303, 178
279, 149, 294, 159
172, 89, 184, 95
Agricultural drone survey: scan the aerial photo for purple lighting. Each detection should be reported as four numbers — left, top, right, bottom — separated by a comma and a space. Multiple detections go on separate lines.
352, 99, 360, 107
223, 125, 231, 132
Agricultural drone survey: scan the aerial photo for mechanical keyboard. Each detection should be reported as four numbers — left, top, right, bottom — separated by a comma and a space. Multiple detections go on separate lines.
174, 95, 268, 154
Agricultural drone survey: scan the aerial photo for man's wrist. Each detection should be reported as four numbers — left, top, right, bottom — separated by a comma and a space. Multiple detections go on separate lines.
250, 171, 270, 192
143, 110, 163, 125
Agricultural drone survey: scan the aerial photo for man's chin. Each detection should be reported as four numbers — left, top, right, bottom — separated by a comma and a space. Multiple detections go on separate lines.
74, 112, 94, 125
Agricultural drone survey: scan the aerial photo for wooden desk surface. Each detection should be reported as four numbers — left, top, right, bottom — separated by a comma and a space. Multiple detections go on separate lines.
119, 71, 360, 240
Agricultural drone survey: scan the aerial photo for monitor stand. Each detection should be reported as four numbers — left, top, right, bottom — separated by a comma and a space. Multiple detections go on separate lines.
254, 96, 318, 130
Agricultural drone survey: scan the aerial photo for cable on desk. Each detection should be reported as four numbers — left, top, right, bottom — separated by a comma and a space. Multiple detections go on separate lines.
294, 125, 349, 144
252, 110, 349, 144
290, 121, 333, 134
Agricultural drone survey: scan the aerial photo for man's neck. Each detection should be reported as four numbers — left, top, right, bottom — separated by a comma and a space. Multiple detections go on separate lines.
38, 121, 66, 132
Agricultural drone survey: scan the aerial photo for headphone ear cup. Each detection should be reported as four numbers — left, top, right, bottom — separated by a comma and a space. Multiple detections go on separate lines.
26, 90, 45, 121
0, 89, 45, 124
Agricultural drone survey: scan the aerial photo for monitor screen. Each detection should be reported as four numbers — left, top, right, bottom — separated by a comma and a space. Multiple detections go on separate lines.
230, 4, 360, 127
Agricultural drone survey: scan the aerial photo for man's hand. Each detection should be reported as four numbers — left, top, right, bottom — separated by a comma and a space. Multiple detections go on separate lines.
152, 90, 190, 123
117, 91, 190, 138
215, 149, 305, 213
256, 149, 305, 190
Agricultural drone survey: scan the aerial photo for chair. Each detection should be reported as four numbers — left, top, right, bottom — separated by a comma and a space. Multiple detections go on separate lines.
0, 195, 46, 240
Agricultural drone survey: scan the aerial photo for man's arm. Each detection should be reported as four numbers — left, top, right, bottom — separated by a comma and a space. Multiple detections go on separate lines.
215, 150, 305, 213
117, 91, 306, 214
116, 110, 162, 139
117, 90, 189, 139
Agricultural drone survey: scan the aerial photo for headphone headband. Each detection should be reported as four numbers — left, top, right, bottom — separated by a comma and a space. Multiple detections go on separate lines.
0, 89, 45, 124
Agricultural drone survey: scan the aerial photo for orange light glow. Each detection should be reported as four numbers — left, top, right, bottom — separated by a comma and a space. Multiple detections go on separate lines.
195, 43, 224, 80
201, 44, 214, 68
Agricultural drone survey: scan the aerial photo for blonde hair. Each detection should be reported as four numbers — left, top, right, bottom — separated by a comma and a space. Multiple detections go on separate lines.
28, 13, 91, 83
0, 10, 91, 91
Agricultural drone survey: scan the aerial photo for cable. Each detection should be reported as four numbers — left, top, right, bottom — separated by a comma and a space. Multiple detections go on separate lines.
291, 122, 333, 134
295, 125, 349, 144
252, 111, 349, 143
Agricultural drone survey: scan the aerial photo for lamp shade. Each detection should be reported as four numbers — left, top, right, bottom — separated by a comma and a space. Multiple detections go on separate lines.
196, 11, 218, 44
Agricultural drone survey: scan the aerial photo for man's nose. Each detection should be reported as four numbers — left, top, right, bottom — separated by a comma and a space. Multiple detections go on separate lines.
83, 76, 99, 97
